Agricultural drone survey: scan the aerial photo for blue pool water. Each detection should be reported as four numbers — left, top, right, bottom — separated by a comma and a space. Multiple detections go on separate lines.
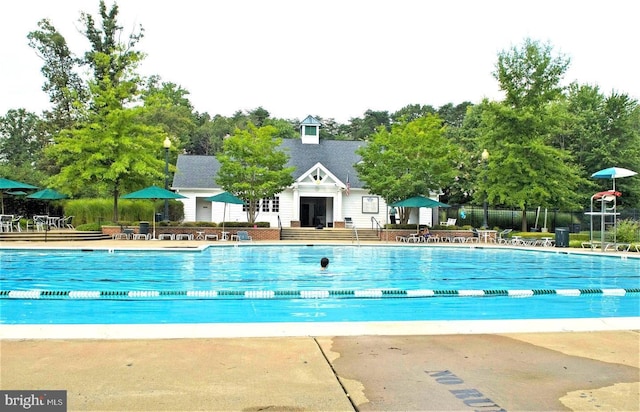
1, 246, 638, 324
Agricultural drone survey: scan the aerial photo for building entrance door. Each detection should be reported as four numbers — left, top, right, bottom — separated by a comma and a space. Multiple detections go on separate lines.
300, 197, 331, 227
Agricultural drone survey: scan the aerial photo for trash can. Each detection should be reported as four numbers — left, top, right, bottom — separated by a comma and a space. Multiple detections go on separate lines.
139, 221, 150, 236
570, 223, 581, 233
155, 213, 163, 222
555, 227, 569, 247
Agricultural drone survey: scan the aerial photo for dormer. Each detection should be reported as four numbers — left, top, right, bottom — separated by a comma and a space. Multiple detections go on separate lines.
300, 115, 321, 144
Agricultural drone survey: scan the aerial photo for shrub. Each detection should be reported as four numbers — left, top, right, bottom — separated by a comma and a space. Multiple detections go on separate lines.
76, 223, 103, 231
613, 219, 640, 243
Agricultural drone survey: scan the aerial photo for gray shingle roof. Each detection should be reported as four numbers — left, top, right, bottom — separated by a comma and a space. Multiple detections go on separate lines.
172, 139, 366, 189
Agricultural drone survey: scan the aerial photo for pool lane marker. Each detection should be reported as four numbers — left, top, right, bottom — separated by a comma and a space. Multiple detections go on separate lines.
1, 288, 639, 300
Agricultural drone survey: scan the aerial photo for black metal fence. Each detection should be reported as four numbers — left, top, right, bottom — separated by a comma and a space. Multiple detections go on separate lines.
440, 205, 640, 233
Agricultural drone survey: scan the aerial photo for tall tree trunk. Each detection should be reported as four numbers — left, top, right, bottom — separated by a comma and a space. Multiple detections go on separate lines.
113, 187, 119, 222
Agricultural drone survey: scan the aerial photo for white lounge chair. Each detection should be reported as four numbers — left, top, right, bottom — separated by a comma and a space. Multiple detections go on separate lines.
497, 229, 513, 244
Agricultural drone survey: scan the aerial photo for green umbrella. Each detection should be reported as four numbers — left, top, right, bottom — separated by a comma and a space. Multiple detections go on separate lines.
0, 177, 38, 214
204, 192, 244, 240
121, 186, 187, 239
27, 188, 69, 214
390, 196, 450, 231
27, 188, 68, 200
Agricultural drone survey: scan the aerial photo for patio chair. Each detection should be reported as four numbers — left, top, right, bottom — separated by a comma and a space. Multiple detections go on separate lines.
11, 215, 23, 232
236, 231, 252, 242
33, 215, 47, 232
61, 215, 74, 229
0, 215, 12, 232
344, 217, 354, 228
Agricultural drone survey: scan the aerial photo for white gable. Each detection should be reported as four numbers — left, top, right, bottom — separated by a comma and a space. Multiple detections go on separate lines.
297, 162, 346, 189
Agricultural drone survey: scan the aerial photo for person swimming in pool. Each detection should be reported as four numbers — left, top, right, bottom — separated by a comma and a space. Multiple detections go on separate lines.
320, 257, 329, 270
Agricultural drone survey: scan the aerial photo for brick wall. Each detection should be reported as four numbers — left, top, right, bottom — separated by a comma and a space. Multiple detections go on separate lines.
102, 226, 281, 241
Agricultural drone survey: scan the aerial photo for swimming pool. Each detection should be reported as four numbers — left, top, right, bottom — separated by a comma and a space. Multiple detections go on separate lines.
1, 245, 638, 324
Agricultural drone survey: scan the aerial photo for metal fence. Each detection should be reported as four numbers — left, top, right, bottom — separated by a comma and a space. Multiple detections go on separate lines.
440, 205, 640, 233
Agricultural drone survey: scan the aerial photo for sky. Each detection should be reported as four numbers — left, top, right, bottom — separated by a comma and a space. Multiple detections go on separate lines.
1, 0, 639, 123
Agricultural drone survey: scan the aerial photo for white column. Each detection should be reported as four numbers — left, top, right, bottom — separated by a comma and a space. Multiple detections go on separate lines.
292, 184, 300, 221
334, 187, 343, 221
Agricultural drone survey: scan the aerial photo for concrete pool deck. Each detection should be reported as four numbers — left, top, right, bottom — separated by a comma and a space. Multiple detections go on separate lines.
1, 239, 639, 411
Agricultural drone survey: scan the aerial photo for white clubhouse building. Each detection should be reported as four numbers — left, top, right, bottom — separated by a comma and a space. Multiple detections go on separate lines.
171, 116, 437, 229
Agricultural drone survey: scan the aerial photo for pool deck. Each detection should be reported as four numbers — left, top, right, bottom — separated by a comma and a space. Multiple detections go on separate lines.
1, 239, 639, 411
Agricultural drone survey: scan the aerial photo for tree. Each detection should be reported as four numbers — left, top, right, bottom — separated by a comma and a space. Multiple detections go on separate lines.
495, 38, 569, 110
27, 19, 88, 133
348, 110, 391, 140
355, 115, 459, 223
45, 95, 167, 221
215, 123, 295, 223
80, 0, 144, 93
141, 77, 197, 152
0, 109, 48, 166
44, 0, 166, 221
480, 39, 589, 231
391, 104, 436, 124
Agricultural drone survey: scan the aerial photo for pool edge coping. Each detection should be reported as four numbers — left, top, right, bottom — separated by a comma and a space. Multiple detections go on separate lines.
2, 317, 639, 339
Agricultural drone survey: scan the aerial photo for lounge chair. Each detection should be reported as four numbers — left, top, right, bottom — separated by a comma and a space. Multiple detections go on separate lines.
497, 229, 513, 244
467, 228, 480, 243
132, 233, 151, 240
113, 227, 133, 240
236, 231, 252, 242
204, 233, 219, 241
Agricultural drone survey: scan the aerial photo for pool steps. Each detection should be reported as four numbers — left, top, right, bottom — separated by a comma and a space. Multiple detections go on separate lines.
1, 288, 638, 300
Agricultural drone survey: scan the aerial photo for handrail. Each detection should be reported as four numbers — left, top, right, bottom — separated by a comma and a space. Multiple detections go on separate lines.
352, 224, 360, 246
371, 216, 383, 238
277, 215, 282, 230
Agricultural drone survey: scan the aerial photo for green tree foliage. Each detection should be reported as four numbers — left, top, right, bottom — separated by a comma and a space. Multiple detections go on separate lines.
556, 84, 640, 205
46, 98, 167, 221
355, 115, 459, 223
391, 104, 436, 123
481, 39, 589, 230
44, 0, 166, 221
495, 38, 569, 110
441, 102, 488, 204
80, 0, 144, 91
27, 19, 88, 133
348, 110, 391, 140
215, 123, 295, 223
0, 109, 48, 166
141, 77, 197, 154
